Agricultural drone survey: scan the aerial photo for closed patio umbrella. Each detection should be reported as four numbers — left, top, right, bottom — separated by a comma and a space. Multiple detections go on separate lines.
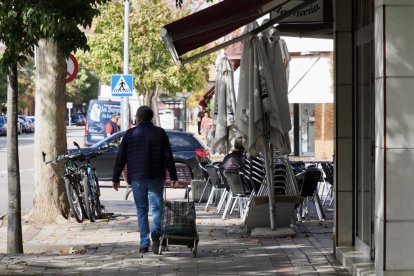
264, 24, 292, 154
210, 56, 238, 154
234, 21, 292, 230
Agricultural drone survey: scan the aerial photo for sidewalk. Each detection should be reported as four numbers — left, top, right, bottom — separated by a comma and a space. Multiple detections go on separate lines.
0, 187, 351, 276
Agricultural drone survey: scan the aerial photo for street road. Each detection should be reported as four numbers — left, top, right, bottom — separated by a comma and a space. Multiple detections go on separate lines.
0, 127, 128, 216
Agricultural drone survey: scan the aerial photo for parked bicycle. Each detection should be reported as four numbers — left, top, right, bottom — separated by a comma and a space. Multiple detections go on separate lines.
43, 142, 105, 223
43, 150, 86, 223
72, 142, 104, 222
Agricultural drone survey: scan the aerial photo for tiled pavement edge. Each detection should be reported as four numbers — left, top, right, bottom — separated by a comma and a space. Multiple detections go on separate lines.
0, 198, 351, 275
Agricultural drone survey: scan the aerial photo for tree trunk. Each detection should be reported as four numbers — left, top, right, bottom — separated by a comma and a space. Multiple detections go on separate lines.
29, 38, 69, 223
143, 91, 160, 126
152, 97, 160, 127
143, 91, 152, 106
152, 86, 161, 127
7, 63, 23, 254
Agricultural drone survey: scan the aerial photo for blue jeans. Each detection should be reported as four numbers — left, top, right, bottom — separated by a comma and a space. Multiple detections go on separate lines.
130, 178, 164, 248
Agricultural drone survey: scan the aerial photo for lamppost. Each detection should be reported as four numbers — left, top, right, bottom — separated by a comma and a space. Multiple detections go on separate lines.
176, 92, 191, 132
121, 0, 130, 131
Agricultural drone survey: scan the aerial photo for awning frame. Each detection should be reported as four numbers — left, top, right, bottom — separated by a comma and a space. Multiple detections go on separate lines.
161, 0, 319, 66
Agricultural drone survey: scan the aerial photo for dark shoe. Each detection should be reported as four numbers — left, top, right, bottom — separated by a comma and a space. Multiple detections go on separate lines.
139, 247, 149, 253
151, 232, 161, 254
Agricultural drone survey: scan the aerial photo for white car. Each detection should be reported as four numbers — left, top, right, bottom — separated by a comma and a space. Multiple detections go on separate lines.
18, 115, 34, 133
0, 116, 23, 135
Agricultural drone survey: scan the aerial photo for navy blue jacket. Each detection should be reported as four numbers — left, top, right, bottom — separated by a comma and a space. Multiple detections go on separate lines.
112, 122, 178, 182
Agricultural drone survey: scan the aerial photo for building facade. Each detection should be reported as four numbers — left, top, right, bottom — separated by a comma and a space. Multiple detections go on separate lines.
334, 0, 414, 274
160, 0, 414, 273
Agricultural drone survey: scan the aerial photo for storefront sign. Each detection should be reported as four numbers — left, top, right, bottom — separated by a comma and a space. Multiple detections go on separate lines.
271, 0, 324, 23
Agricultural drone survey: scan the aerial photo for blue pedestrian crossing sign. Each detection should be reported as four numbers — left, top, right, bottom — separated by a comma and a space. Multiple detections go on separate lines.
111, 74, 134, 97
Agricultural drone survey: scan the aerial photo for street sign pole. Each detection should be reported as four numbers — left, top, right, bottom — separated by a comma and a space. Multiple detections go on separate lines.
66, 102, 73, 126
121, 0, 130, 131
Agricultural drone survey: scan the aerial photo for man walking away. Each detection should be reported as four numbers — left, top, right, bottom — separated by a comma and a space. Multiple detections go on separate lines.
112, 106, 178, 254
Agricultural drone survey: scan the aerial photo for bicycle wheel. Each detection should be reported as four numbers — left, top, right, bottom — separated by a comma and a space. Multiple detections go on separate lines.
91, 173, 103, 219
82, 174, 96, 222
64, 178, 84, 223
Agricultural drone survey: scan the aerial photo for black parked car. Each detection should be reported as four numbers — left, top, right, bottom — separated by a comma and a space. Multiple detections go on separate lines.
0, 116, 6, 136
70, 113, 86, 126
68, 129, 209, 181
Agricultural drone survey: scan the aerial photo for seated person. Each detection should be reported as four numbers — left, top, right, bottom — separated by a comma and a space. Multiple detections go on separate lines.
223, 136, 245, 170
223, 137, 252, 194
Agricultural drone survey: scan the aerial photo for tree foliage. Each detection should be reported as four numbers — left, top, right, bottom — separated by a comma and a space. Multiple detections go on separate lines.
0, 0, 108, 108
84, 0, 213, 107
25, 1, 109, 56
0, 1, 37, 72
0, 0, 109, 73
66, 67, 99, 110
0, 0, 110, 233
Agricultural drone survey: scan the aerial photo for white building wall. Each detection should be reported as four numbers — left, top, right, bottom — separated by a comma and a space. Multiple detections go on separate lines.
375, 1, 414, 274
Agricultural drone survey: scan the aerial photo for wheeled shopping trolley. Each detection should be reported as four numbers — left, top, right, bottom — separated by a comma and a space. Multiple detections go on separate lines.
158, 200, 199, 257
158, 234, 199, 257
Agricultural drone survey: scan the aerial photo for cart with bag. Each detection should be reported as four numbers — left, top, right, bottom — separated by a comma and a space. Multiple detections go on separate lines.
157, 199, 199, 257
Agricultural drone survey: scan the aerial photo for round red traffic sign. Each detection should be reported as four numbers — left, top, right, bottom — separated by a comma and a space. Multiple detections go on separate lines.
65, 54, 79, 83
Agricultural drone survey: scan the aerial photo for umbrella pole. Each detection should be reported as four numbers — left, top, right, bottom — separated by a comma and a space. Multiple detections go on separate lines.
262, 115, 276, 230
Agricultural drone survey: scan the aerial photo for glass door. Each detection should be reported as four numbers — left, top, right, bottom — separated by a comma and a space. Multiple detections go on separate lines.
300, 103, 315, 156
355, 38, 375, 259
354, 0, 375, 259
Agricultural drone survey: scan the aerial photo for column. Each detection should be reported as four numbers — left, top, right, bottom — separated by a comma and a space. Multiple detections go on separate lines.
334, 0, 354, 249
375, 0, 414, 273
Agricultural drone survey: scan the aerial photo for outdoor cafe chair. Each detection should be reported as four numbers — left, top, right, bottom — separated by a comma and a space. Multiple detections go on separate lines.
213, 166, 231, 214
291, 161, 306, 174
204, 163, 228, 212
197, 161, 211, 204
274, 175, 288, 195
222, 169, 250, 220
321, 162, 334, 206
296, 167, 325, 221
244, 157, 264, 194
274, 166, 288, 195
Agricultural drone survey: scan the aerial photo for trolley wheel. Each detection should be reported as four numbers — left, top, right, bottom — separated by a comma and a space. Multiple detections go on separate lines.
192, 239, 197, 257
